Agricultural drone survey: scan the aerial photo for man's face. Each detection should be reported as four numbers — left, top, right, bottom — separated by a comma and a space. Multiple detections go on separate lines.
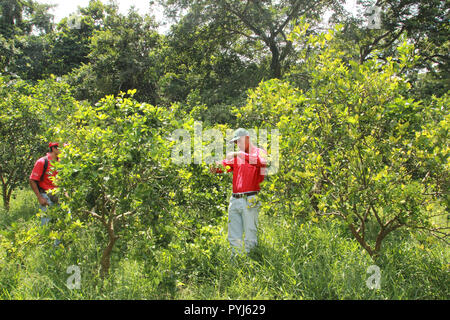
236, 136, 248, 151
53, 146, 61, 156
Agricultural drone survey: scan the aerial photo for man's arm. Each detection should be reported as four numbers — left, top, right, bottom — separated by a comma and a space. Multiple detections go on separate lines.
29, 159, 48, 206
30, 179, 48, 206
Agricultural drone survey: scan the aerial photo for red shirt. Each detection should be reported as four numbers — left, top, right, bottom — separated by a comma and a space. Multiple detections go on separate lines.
217, 147, 267, 193
29, 153, 58, 191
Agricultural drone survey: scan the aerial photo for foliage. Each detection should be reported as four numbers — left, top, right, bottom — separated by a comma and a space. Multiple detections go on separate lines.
0, 0, 448, 300
157, 21, 262, 124
160, 0, 345, 79
50, 91, 181, 276
0, 0, 55, 77
237, 22, 449, 257
0, 75, 75, 210
67, 7, 162, 104
49, 0, 113, 77
1, 190, 448, 299
336, 0, 449, 98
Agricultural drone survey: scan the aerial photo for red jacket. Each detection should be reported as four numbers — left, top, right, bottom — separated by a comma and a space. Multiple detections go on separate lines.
215, 147, 267, 193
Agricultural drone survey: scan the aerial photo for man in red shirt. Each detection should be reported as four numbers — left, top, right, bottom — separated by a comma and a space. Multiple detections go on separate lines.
211, 128, 267, 256
30, 142, 60, 226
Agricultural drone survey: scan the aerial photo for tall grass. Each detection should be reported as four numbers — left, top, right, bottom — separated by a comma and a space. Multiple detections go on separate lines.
0, 189, 448, 299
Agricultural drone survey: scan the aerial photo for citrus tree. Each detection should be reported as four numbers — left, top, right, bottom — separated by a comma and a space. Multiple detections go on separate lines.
237, 22, 449, 258
52, 91, 182, 276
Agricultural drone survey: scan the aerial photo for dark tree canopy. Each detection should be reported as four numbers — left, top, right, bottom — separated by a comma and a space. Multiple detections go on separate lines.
161, 0, 345, 79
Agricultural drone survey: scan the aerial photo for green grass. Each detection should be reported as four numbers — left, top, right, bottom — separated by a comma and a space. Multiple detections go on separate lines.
0, 189, 448, 299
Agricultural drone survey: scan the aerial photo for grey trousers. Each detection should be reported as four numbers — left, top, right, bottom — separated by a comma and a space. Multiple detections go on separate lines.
228, 194, 261, 255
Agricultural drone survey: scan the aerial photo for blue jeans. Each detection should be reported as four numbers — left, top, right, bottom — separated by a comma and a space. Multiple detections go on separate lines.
39, 192, 61, 246
39, 192, 54, 226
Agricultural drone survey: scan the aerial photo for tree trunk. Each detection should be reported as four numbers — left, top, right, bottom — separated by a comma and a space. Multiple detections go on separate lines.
100, 222, 119, 277
2, 184, 11, 211
348, 222, 374, 257
269, 42, 282, 79
374, 223, 403, 254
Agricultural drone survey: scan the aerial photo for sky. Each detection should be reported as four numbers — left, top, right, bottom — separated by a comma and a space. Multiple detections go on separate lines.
37, 0, 169, 32
36, 0, 362, 33
40, 0, 159, 20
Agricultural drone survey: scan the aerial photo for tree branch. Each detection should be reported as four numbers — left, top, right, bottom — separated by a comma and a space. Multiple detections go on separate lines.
221, 25, 260, 41
85, 209, 107, 227
222, 0, 268, 42
370, 203, 383, 228
274, 0, 303, 36
348, 222, 374, 256
114, 209, 137, 222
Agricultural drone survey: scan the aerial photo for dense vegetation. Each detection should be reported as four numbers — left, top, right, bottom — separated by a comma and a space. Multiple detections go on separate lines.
0, 0, 448, 299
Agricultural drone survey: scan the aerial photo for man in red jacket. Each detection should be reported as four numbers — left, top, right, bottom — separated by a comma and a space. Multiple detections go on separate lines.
211, 128, 267, 256
29, 142, 60, 226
